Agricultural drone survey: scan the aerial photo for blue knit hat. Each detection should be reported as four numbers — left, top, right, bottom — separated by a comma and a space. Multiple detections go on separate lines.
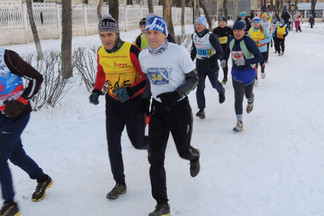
239, 11, 246, 17
146, 15, 168, 36
253, 17, 261, 23
195, 15, 208, 27
233, 20, 246, 30
219, 16, 227, 22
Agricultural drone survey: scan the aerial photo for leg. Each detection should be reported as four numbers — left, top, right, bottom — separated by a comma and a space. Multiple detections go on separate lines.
196, 67, 207, 111
281, 39, 285, 53
148, 101, 170, 205
274, 37, 280, 54
232, 79, 245, 118
105, 96, 126, 183
207, 67, 224, 94
244, 81, 255, 102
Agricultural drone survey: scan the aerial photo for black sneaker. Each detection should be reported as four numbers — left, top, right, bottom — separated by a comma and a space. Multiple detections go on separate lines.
0, 201, 20, 216
195, 110, 205, 119
106, 183, 127, 199
148, 203, 170, 216
219, 88, 225, 104
190, 148, 200, 177
32, 175, 53, 202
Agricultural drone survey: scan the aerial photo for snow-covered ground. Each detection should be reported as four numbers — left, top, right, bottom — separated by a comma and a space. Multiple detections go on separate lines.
2, 21, 324, 216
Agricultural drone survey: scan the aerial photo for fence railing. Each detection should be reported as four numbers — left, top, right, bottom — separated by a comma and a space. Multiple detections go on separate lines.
0, 1, 193, 46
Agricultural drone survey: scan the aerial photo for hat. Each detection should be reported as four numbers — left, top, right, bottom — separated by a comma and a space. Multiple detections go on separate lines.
139, 18, 146, 26
253, 17, 261, 23
219, 16, 227, 22
239, 11, 246, 17
261, 12, 268, 19
233, 20, 246, 31
98, 14, 119, 33
279, 19, 284, 23
195, 15, 208, 27
146, 15, 168, 36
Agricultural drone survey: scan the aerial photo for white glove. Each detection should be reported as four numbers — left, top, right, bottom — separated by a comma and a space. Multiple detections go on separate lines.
234, 58, 245, 66
220, 60, 227, 68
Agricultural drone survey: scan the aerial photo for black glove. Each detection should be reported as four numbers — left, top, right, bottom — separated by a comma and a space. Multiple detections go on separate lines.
89, 89, 100, 105
157, 91, 180, 108
138, 97, 150, 114
114, 87, 134, 103
4, 97, 28, 118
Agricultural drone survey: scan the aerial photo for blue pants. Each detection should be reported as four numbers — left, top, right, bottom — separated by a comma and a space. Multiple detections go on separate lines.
196, 60, 224, 110
105, 95, 148, 183
0, 114, 43, 201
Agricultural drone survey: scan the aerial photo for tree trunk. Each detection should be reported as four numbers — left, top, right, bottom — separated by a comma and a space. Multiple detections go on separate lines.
275, 0, 279, 11
109, 0, 119, 22
295, 0, 298, 10
280, 0, 284, 12
311, 0, 317, 17
262, 0, 267, 12
288, 0, 291, 11
233, 0, 239, 21
193, 0, 200, 21
223, 0, 228, 19
217, 0, 223, 19
199, 0, 212, 30
61, 0, 73, 79
211, 0, 217, 24
165, 0, 175, 39
26, 0, 43, 60
148, 0, 154, 13
97, 0, 104, 20
181, 0, 185, 34
270, 0, 273, 11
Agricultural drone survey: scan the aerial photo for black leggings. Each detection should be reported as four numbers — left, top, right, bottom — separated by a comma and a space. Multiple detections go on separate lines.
232, 79, 254, 115
275, 38, 285, 54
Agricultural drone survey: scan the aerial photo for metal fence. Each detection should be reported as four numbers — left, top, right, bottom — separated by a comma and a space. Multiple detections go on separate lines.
0, 1, 193, 46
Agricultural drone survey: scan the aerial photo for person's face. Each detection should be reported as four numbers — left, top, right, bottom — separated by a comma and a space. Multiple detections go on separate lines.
195, 22, 206, 33
253, 22, 261, 28
99, 31, 117, 50
140, 25, 146, 34
219, 20, 226, 28
241, 16, 246, 19
233, 29, 245, 40
146, 30, 166, 49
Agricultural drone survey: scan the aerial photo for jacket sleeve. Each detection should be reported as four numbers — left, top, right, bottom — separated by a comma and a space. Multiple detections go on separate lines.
129, 44, 146, 94
261, 28, 271, 44
4, 50, 43, 99
209, 33, 223, 60
176, 70, 198, 98
190, 34, 197, 61
244, 37, 263, 65
94, 53, 106, 91
221, 37, 232, 61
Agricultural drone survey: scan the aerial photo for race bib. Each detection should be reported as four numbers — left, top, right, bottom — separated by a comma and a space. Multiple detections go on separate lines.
218, 36, 228, 44
147, 68, 169, 85
197, 48, 212, 57
232, 51, 244, 60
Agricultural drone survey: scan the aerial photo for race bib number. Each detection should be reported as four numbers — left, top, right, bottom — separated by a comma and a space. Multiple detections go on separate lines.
218, 36, 228, 44
147, 68, 169, 85
197, 48, 211, 57
232, 51, 244, 60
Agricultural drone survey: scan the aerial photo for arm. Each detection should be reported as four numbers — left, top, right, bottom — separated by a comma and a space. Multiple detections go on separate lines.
221, 37, 232, 61
244, 37, 263, 65
261, 29, 271, 44
5, 50, 43, 99
129, 44, 146, 94
209, 33, 223, 60
176, 70, 198, 98
135, 34, 142, 48
93, 53, 106, 91
190, 34, 197, 61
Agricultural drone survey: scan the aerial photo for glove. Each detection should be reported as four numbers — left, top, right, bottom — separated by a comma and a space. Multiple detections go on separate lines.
138, 97, 150, 114
157, 91, 180, 108
234, 58, 245, 66
220, 60, 227, 68
114, 87, 134, 103
4, 96, 28, 118
89, 89, 100, 105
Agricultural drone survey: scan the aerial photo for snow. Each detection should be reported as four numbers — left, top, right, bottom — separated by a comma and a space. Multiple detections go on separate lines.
2, 22, 324, 216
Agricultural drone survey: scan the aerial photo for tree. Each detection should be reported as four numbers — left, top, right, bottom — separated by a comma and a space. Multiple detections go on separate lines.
223, 0, 228, 19
280, 0, 284, 11
262, 0, 267, 12
217, 0, 223, 19
193, 0, 200, 21
311, 0, 317, 17
199, 0, 212, 30
233, 0, 239, 22
26, 0, 43, 60
270, 0, 273, 11
165, 0, 175, 39
288, 0, 291, 11
61, 0, 73, 79
276, 0, 279, 11
148, 0, 154, 13
295, 0, 298, 10
97, 0, 104, 20
181, 0, 185, 34
109, 0, 119, 22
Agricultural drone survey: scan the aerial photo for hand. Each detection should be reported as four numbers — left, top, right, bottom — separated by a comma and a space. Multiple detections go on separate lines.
89, 90, 100, 105
157, 91, 180, 108
138, 97, 150, 114
114, 87, 133, 103
220, 60, 227, 68
234, 58, 245, 66
4, 97, 28, 118
257, 39, 262, 44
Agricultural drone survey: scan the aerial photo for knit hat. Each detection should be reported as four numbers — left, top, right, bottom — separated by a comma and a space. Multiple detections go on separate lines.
279, 19, 284, 24
146, 15, 168, 36
219, 16, 227, 22
195, 15, 208, 27
139, 18, 146, 26
253, 17, 261, 23
239, 11, 246, 17
98, 14, 119, 33
233, 20, 246, 31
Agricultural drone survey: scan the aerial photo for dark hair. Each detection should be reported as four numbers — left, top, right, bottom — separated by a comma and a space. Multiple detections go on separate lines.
139, 18, 146, 26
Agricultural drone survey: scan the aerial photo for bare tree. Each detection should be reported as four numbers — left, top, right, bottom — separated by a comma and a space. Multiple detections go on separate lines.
109, 0, 119, 22
262, 0, 267, 11
165, 0, 175, 39
295, 0, 298, 10
26, 0, 43, 60
280, 0, 284, 11
97, 0, 104, 20
199, 0, 212, 30
181, 0, 185, 34
217, 0, 223, 19
193, 0, 200, 21
276, 0, 279, 11
148, 0, 154, 13
223, 0, 228, 19
61, 0, 73, 79
211, 0, 217, 25
233, 0, 239, 21
311, 0, 317, 17
270, 0, 273, 11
